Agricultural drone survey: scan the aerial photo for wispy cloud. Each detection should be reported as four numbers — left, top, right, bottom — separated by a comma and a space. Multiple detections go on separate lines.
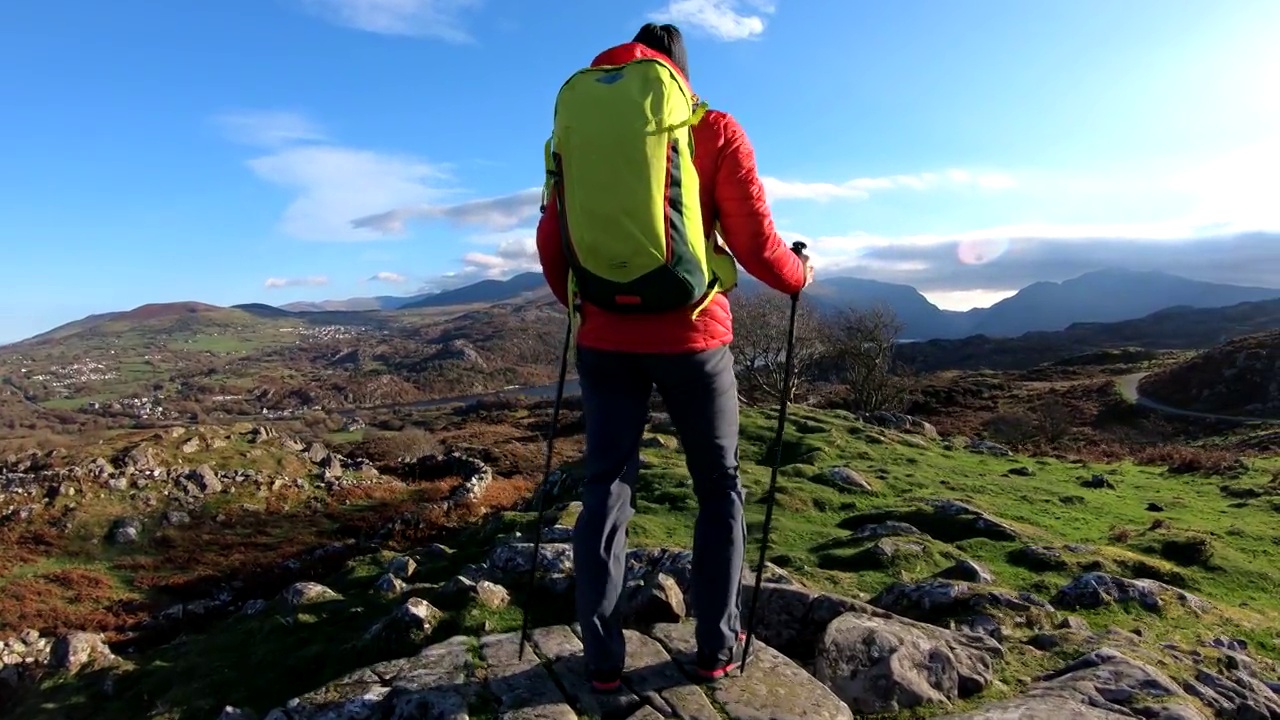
265, 276, 330, 289
351, 187, 542, 235
212, 110, 328, 148
649, 0, 775, 41
368, 271, 408, 283
762, 169, 1017, 202
297, 0, 482, 42
419, 230, 540, 291
247, 145, 450, 241
219, 109, 454, 241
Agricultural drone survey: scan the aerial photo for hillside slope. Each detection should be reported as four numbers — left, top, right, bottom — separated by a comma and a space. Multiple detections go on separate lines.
4, 403, 1280, 718
1139, 330, 1280, 418
896, 297, 1280, 372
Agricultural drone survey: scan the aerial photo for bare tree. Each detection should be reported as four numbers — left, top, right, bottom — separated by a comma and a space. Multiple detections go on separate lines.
1033, 396, 1074, 443
729, 291, 830, 405
821, 304, 913, 413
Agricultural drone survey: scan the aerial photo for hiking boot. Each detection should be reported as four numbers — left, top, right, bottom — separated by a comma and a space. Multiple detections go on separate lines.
694, 632, 755, 681
588, 669, 623, 694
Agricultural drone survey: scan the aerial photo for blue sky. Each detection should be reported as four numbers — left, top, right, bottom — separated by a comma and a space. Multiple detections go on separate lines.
2, 0, 1279, 343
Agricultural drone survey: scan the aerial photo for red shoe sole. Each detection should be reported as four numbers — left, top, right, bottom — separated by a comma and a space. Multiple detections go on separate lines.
591, 679, 622, 693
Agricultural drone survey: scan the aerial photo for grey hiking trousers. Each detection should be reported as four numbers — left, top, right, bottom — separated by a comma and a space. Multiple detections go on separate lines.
572, 344, 745, 676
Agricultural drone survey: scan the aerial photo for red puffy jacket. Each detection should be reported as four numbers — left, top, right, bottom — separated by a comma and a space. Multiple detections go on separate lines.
535, 42, 807, 355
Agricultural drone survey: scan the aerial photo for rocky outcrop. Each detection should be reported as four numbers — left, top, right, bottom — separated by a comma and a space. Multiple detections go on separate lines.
263, 622, 854, 720
0, 425, 393, 523
816, 609, 1003, 714
937, 648, 1208, 719
1053, 572, 1212, 614
1, 629, 117, 687
1139, 330, 1280, 419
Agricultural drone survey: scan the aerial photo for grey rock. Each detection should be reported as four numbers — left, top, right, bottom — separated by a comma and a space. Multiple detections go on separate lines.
363, 598, 443, 650
934, 559, 996, 584
618, 629, 720, 720
387, 555, 417, 580
485, 542, 574, 593
651, 622, 854, 720
621, 572, 685, 626
540, 525, 574, 543
279, 582, 341, 608
305, 443, 329, 464
814, 609, 1003, 715
1182, 666, 1280, 719
811, 467, 875, 493
161, 510, 190, 527
374, 573, 406, 597
270, 635, 478, 719
968, 440, 1012, 456
1053, 572, 1211, 614
849, 520, 923, 540
107, 516, 142, 545
49, 632, 117, 674
530, 624, 645, 720
481, 631, 577, 720
936, 648, 1207, 719
870, 579, 1053, 631
1009, 545, 1070, 571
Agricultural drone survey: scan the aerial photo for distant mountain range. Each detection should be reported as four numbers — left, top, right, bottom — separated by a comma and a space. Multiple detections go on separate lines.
9, 267, 1280, 348
280, 268, 1280, 341
278, 273, 549, 313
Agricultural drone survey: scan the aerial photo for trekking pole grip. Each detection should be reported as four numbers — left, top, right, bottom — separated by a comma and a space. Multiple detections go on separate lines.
790, 241, 808, 300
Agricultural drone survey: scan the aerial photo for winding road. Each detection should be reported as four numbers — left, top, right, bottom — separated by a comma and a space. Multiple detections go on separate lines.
1115, 372, 1279, 425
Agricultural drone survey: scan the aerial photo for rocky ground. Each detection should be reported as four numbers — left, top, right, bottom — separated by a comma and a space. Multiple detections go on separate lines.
1141, 330, 1280, 419
3, 401, 1280, 719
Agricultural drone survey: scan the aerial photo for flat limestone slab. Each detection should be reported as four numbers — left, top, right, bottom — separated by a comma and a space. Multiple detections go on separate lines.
649, 623, 854, 720
269, 635, 477, 720
529, 624, 646, 720
480, 631, 577, 720
267, 624, 854, 720
619, 629, 720, 720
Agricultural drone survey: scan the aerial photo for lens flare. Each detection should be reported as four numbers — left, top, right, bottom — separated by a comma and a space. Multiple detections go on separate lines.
956, 238, 1010, 265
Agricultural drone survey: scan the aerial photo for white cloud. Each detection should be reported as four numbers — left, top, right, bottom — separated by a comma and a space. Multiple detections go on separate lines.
298, 0, 482, 42
265, 276, 330, 289
761, 169, 1018, 202
368, 271, 408, 283
247, 145, 451, 241
218, 109, 457, 241
649, 0, 774, 41
213, 110, 328, 148
350, 187, 542, 235
421, 231, 540, 291
921, 289, 1018, 311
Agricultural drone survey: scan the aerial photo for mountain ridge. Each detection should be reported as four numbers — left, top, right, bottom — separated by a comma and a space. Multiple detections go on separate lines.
7, 268, 1280, 349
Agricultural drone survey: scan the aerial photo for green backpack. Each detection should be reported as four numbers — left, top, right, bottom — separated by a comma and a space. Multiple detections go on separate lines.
543, 55, 736, 317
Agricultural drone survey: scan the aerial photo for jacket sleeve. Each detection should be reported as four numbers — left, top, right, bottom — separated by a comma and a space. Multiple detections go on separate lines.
536, 195, 571, 308
712, 114, 807, 296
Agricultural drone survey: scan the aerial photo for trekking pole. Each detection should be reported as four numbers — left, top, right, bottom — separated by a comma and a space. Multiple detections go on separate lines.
517, 314, 573, 661
741, 240, 807, 674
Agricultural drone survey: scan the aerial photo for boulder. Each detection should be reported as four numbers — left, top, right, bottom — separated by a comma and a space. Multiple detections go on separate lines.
815, 609, 1004, 715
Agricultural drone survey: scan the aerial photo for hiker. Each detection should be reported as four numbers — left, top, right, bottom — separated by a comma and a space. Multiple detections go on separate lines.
534, 23, 813, 691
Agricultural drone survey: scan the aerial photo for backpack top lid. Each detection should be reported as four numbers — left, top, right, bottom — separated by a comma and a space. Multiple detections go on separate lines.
589, 42, 691, 87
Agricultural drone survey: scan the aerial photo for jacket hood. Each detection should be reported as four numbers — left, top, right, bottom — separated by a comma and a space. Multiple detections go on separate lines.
590, 42, 691, 85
